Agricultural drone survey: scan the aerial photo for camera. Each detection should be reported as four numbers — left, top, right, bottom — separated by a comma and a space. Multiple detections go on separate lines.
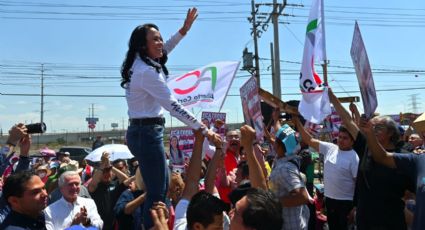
26, 122, 47, 134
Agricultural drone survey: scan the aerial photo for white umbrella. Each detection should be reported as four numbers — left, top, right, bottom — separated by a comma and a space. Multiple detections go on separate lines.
85, 144, 134, 162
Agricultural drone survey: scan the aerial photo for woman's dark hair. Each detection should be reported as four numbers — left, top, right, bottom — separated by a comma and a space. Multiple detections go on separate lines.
169, 136, 183, 161
120, 23, 169, 88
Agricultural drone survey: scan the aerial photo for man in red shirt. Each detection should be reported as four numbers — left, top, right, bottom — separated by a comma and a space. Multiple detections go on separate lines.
217, 129, 241, 204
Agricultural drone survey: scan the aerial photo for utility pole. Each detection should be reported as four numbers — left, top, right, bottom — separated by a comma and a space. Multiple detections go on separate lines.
250, 0, 261, 86
270, 43, 275, 94
40, 64, 45, 127
271, 0, 283, 99
252, 1, 301, 99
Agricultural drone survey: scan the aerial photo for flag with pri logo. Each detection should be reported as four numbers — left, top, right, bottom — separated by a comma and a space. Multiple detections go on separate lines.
167, 61, 239, 110
298, 0, 331, 124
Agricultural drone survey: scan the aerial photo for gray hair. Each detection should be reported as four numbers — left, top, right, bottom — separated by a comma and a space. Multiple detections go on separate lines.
371, 115, 400, 146
58, 170, 81, 188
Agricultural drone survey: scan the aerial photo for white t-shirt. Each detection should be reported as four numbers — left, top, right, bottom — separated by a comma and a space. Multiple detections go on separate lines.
319, 141, 359, 200
173, 199, 190, 230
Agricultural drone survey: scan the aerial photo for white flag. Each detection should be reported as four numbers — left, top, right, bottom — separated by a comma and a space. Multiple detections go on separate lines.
298, 0, 331, 124
167, 61, 239, 110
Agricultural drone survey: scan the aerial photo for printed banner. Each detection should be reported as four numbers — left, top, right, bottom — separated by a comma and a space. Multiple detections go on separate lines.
350, 21, 378, 119
201, 111, 227, 138
240, 76, 264, 142
167, 61, 240, 110
169, 128, 194, 166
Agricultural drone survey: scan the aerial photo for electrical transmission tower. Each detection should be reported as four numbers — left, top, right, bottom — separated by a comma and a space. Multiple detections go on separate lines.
408, 94, 421, 114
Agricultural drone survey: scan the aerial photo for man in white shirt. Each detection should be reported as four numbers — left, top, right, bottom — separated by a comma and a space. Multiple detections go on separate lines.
44, 171, 103, 230
294, 116, 359, 230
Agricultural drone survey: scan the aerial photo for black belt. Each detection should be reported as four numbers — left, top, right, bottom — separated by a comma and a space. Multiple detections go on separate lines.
130, 117, 165, 126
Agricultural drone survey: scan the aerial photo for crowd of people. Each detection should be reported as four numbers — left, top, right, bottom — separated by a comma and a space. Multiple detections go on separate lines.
1, 6, 425, 230
1, 95, 424, 230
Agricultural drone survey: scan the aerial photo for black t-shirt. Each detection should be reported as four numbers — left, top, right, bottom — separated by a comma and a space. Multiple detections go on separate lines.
0, 210, 46, 230
353, 132, 414, 230
90, 180, 127, 230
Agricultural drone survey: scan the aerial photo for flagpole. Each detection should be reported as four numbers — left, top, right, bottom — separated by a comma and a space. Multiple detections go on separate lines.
322, 60, 328, 85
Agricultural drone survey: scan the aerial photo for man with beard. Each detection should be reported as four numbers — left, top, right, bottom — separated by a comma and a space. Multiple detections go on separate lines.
217, 129, 241, 204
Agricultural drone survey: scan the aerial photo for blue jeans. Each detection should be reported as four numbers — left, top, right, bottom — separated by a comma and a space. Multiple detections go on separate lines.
126, 123, 169, 229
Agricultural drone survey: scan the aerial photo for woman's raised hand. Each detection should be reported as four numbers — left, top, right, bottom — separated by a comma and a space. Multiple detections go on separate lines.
180, 7, 198, 35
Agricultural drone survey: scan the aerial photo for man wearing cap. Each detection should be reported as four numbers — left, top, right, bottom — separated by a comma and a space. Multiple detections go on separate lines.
294, 115, 359, 230
56, 151, 71, 164
35, 164, 51, 184
268, 110, 311, 230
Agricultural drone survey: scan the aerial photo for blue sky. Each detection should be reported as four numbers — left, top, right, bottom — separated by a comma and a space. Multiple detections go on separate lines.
1, 0, 425, 133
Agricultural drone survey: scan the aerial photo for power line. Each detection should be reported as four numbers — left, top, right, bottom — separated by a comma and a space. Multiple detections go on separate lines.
2, 86, 425, 97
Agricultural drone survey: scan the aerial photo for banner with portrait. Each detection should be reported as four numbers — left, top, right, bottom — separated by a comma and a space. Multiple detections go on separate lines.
240, 76, 264, 142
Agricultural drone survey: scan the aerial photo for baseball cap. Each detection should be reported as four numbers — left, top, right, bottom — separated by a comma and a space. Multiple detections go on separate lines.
275, 124, 298, 156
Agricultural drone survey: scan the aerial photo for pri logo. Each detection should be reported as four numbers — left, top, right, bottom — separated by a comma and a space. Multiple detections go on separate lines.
173, 66, 217, 95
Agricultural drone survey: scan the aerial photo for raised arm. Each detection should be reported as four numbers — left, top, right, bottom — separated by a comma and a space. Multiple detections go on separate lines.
179, 8, 198, 36
349, 102, 361, 126
328, 88, 359, 139
272, 109, 282, 135
181, 128, 205, 200
88, 152, 111, 193
359, 117, 396, 168
163, 8, 198, 54
293, 116, 320, 151
240, 125, 267, 190
112, 166, 129, 184
204, 136, 223, 194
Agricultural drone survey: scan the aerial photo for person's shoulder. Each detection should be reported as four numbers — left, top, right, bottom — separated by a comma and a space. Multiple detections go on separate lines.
282, 159, 299, 173
320, 141, 337, 149
77, 196, 93, 202
45, 198, 63, 212
130, 58, 154, 77
119, 188, 134, 199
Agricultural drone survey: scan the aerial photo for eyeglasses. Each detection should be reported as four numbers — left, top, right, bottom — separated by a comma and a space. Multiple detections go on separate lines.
226, 135, 240, 141
373, 124, 387, 132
